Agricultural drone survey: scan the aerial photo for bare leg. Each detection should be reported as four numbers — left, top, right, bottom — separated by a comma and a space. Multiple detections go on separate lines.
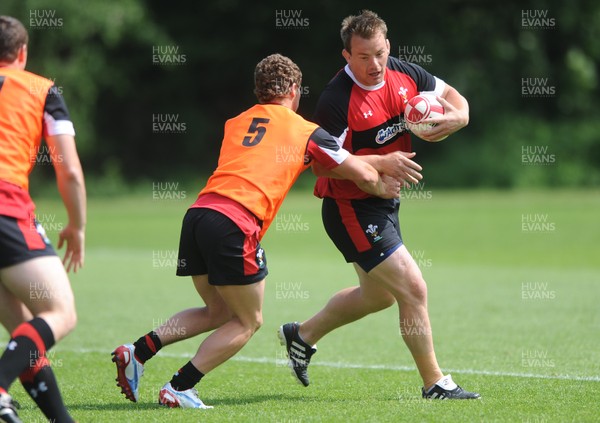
154, 275, 231, 346
366, 245, 443, 388
0, 256, 76, 421
190, 279, 264, 374
0, 256, 76, 341
0, 282, 33, 332
299, 265, 395, 345
297, 245, 443, 388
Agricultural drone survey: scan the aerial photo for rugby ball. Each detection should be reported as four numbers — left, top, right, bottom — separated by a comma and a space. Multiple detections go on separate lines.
404, 94, 447, 142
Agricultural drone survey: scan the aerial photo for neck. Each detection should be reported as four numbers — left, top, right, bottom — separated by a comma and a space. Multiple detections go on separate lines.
263, 98, 293, 109
0, 62, 21, 69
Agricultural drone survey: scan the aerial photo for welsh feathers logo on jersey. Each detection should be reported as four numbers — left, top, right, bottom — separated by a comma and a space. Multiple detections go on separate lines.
398, 86, 409, 103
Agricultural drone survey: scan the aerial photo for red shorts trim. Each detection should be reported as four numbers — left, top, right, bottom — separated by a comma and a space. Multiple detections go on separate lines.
321, 196, 403, 264
336, 199, 372, 253
177, 195, 267, 285
0, 214, 55, 269
17, 215, 46, 250
0, 179, 35, 219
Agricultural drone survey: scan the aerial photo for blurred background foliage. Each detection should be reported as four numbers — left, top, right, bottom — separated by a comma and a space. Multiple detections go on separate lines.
3, 0, 599, 194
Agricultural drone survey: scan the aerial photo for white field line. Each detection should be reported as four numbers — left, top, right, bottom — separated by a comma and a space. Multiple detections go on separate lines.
51, 346, 600, 383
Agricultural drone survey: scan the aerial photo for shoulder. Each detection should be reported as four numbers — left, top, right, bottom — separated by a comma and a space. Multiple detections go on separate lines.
22, 69, 54, 89
228, 104, 317, 134
386, 57, 436, 92
319, 68, 354, 103
0, 68, 54, 93
27, 69, 53, 85
314, 68, 353, 133
2, 68, 50, 81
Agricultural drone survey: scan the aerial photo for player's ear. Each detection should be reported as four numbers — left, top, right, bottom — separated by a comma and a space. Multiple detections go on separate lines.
342, 49, 351, 63
289, 82, 300, 102
289, 82, 301, 111
17, 44, 28, 69
385, 39, 390, 54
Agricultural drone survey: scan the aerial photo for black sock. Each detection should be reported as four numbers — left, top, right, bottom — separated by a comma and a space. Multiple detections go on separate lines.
133, 331, 163, 364
169, 361, 204, 391
0, 317, 54, 391
20, 360, 74, 423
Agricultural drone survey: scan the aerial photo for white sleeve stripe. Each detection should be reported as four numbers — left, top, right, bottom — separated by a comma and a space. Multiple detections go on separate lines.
433, 77, 446, 96
334, 127, 348, 148
44, 112, 75, 136
320, 145, 350, 165
420, 77, 446, 98
51, 120, 76, 136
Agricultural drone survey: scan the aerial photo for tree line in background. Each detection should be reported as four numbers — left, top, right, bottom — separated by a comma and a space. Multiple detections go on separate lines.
4, 0, 599, 193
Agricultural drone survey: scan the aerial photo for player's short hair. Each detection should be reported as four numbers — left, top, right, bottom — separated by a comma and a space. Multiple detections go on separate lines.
340, 10, 387, 53
0, 16, 28, 63
254, 54, 302, 104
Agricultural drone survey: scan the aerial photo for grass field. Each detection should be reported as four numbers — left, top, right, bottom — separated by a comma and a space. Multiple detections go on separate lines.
3, 188, 600, 422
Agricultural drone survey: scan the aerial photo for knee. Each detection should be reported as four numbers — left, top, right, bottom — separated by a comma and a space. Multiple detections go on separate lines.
57, 303, 77, 338
209, 304, 231, 328
241, 313, 263, 335
39, 304, 76, 341
365, 292, 395, 311
255, 314, 263, 332
379, 295, 396, 310
58, 292, 77, 330
402, 277, 428, 305
65, 307, 77, 334
249, 313, 263, 334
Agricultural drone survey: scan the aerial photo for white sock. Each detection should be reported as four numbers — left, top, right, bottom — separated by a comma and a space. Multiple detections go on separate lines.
433, 374, 458, 391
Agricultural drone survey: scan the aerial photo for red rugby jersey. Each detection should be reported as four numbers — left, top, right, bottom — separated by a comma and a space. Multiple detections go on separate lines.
313, 57, 444, 200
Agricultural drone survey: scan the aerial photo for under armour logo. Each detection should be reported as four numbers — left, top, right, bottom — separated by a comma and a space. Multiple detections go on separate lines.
363, 110, 373, 118
7, 341, 17, 350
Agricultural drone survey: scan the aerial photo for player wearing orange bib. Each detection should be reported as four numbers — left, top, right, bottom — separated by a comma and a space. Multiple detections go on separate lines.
0, 16, 86, 423
0, 70, 51, 191
111, 54, 403, 409
198, 102, 354, 238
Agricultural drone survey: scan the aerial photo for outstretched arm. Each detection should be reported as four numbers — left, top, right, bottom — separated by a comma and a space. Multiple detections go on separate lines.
46, 134, 86, 273
313, 150, 423, 186
326, 155, 402, 199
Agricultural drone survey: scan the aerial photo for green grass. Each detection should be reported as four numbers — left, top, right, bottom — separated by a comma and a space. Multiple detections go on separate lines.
3, 188, 600, 422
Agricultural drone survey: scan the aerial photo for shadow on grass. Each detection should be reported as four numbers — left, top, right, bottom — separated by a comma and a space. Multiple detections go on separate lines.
207, 393, 314, 406
67, 393, 310, 411
68, 402, 163, 411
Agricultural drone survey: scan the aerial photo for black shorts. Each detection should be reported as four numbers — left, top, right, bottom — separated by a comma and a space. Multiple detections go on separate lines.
322, 197, 403, 272
0, 214, 56, 269
176, 207, 268, 285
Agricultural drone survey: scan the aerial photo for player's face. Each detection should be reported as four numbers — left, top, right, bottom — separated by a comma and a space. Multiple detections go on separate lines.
343, 31, 390, 86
